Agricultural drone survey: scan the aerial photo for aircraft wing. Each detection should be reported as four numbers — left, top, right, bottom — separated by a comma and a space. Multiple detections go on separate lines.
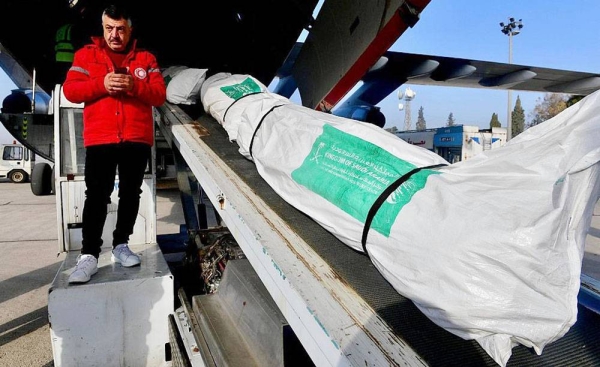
0, 42, 40, 92
0, 0, 431, 114
291, 0, 432, 111
339, 51, 600, 109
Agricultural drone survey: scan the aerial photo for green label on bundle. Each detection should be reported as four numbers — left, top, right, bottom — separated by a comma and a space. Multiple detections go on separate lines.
220, 77, 262, 100
292, 124, 439, 237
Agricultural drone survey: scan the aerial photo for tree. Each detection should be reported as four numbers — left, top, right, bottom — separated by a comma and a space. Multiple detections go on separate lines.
416, 106, 427, 130
566, 95, 584, 108
446, 112, 455, 127
385, 126, 399, 134
511, 95, 525, 138
489, 112, 501, 128
528, 93, 568, 128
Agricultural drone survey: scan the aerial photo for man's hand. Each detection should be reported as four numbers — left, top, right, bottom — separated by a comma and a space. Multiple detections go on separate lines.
104, 71, 134, 95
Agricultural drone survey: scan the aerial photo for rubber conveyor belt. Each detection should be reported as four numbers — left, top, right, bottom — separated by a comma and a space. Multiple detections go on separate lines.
161, 103, 600, 367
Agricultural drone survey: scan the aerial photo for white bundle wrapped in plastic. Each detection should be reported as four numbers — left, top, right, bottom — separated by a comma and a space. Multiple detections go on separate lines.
201, 73, 600, 367
162, 66, 208, 105
200, 72, 291, 143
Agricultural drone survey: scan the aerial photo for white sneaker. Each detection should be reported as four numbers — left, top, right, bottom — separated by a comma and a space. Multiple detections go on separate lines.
68, 254, 98, 284
111, 244, 141, 267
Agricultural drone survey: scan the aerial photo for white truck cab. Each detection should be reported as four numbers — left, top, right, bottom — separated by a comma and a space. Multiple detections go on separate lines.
0, 142, 34, 183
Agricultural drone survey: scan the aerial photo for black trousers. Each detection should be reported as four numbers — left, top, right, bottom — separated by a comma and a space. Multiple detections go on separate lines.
81, 142, 150, 258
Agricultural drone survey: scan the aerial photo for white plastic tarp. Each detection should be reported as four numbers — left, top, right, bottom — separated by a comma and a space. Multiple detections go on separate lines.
162, 66, 207, 105
200, 73, 600, 367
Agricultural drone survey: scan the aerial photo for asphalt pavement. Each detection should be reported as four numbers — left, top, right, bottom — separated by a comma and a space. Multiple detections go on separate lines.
0, 180, 184, 367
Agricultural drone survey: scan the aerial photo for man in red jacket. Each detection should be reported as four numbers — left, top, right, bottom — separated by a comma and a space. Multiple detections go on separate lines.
63, 4, 166, 283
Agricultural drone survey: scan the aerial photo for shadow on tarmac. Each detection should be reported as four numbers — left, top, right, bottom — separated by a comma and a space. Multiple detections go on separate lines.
0, 306, 49, 348
0, 262, 62, 305
0, 262, 62, 349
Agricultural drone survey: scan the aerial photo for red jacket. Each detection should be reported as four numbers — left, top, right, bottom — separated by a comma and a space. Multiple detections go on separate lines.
63, 37, 166, 147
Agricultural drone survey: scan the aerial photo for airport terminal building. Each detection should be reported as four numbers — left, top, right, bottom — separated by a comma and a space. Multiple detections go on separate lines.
394, 125, 507, 163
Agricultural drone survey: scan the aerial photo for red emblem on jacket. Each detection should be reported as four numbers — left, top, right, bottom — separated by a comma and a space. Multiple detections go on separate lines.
134, 67, 147, 79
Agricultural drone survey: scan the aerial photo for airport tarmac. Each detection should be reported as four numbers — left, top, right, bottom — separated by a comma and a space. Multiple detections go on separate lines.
0, 179, 184, 367
0, 179, 598, 367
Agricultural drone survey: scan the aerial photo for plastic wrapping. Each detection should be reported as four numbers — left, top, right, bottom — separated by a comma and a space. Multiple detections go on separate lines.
201, 74, 600, 366
162, 66, 207, 105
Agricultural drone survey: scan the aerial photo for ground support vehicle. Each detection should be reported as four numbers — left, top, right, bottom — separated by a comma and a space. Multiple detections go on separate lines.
47, 86, 174, 367
154, 102, 600, 367
0, 142, 34, 183
39, 84, 600, 366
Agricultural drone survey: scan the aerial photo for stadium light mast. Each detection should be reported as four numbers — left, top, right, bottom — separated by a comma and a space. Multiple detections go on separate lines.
397, 87, 416, 131
500, 17, 523, 141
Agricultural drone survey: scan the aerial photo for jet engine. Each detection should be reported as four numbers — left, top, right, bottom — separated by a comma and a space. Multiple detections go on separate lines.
333, 104, 386, 128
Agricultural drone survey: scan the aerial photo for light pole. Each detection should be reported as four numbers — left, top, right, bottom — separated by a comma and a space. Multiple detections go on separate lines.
499, 17, 523, 140
397, 87, 416, 131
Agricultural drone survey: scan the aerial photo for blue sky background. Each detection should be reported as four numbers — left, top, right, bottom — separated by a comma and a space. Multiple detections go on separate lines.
1, 0, 599, 139
286, 0, 600, 130
374, 0, 600, 130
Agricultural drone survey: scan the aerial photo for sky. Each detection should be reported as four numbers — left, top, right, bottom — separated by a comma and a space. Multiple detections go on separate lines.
1, 0, 599, 137
373, 0, 600, 130
288, 0, 600, 131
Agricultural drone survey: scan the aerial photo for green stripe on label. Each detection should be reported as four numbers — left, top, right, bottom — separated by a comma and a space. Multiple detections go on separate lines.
220, 77, 262, 100
292, 124, 439, 237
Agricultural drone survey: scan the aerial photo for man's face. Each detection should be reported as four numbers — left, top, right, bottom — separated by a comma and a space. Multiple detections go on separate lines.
102, 15, 132, 52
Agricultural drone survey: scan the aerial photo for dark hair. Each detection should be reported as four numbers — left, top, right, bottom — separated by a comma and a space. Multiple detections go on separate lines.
102, 4, 132, 25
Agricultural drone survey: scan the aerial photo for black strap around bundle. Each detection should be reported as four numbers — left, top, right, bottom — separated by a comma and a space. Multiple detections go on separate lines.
360, 163, 447, 257
222, 92, 262, 124
249, 104, 286, 158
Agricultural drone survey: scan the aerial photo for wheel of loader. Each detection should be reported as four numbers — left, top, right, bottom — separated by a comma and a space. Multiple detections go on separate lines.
31, 162, 52, 196
50, 165, 56, 194
9, 169, 28, 183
